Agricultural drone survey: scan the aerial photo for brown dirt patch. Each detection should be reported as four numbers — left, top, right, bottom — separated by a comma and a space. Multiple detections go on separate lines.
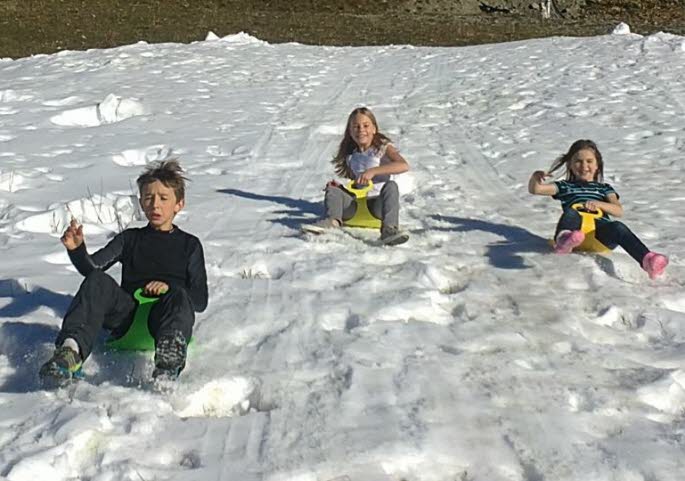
0, 0, 683, 59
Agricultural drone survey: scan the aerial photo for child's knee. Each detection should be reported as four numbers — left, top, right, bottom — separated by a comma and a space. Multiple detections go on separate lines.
84, 269, 106, 281
325, 185, 344, 198
381, 180, 399, 196
561, 208, 582, 220
81, 269, 112, 290
598, 220, 630, 239
610, 221, 630, 234
158, 287, 194, 310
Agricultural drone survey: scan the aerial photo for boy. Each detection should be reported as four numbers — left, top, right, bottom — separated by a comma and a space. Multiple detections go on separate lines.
39, 160, 208, 384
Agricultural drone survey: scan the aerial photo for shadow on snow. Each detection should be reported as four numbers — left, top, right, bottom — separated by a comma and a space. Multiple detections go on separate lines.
0, 280, 71, 391
0, 279, 150, 392
0, 320, 60, 392
429, 214, 551, 270
217, 188, 321, 230
0, 278, 73, 319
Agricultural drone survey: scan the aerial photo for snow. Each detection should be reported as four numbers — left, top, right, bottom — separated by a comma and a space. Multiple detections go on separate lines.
612, 22, 631, 35
1, 29, 684, 481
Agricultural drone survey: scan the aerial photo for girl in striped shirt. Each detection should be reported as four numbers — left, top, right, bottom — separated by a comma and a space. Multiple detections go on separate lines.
528, 139, 668, 279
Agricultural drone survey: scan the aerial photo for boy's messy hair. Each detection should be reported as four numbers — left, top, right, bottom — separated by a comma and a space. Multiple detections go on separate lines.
548, 139, 604, 182
136, 159, 188, 201
331, 107, 392, 179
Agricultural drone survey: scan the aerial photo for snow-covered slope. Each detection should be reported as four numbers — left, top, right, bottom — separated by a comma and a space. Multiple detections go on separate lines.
0, 30, 683, 481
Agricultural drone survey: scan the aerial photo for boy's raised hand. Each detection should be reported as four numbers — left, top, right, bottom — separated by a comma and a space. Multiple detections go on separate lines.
61, 218, 84, 250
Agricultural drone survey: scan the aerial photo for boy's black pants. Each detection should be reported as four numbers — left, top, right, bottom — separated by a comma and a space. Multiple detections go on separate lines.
56, 269, 195, 359
554, 208, 649, 264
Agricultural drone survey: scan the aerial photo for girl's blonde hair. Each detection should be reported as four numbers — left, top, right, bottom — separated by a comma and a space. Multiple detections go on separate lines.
548, 139, 605, 182
331, 107, 391, 179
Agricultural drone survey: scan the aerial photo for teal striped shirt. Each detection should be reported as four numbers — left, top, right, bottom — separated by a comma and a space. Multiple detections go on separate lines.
552, 180, 619, 219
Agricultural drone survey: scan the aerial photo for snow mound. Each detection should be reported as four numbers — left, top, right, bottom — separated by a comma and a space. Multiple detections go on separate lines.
638, 370, 685, 417
0, 89, 33, 102
15, 193, 141, 235
112, 145, 173, 167
175, 376, 258, 418
50, 94, 146, 127
0, 170, 30, 192
612, 22, 631, 35
220, 32, 267, 45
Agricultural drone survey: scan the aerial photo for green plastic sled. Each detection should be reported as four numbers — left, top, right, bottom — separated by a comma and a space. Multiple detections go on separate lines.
105, 288, 159, 351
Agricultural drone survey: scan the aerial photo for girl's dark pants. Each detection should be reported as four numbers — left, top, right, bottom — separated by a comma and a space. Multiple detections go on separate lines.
56, 269, 195, 360
555, 208, 649, 265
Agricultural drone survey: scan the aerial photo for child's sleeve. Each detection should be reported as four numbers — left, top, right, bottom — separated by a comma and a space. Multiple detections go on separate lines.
186, 238, 208, 312
550, 180, 564, 199
603, 183, 619, 200
67, 231, 126, 276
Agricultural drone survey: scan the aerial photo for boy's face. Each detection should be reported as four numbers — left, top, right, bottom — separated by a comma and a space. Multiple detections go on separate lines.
139, 180, 184, 231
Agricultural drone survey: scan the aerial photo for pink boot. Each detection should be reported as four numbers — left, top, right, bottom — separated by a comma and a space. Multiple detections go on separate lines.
554, 230, 585, 254
642, 252, 669, 280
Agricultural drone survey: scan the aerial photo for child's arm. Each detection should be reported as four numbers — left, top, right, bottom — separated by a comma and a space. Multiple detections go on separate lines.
63, 219, 125, 276
528, 170, 558, 196
61, 218, 84, 250
356, 145, 409, 185
585, 193, 623, 217
144, 240, 207, 304
185, 240, 208, 312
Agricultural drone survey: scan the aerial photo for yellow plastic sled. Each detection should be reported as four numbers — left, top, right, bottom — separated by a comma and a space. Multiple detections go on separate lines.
343, 181, 382, 229
551, 203, 611, 254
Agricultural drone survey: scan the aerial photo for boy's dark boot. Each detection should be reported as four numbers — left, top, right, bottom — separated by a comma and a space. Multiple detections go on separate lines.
152, 330, 187, 381
39, 346, 84, 386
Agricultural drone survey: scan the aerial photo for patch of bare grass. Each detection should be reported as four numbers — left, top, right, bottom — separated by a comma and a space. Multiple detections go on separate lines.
0, 0, 683, 59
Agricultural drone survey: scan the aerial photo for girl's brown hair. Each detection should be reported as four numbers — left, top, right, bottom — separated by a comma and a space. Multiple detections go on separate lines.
548, 139, 604, 182
331, 107, 392, 179
136, 159, 188, 201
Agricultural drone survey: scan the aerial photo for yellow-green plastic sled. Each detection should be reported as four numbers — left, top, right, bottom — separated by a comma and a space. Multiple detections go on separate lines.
343, 181, 382, 229
551, 203, 611, 254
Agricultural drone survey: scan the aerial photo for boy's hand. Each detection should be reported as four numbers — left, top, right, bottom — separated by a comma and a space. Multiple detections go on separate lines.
144, 281, 169, 296
61, 218, 84, 250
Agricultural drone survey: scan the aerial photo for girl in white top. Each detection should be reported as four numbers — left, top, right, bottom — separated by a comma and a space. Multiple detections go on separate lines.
302, 107, 410, 245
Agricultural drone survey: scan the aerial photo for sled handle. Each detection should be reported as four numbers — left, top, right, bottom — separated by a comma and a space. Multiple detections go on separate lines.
572, 203, 603, 217
345, 180, 374, 198
133, 287, 163, 305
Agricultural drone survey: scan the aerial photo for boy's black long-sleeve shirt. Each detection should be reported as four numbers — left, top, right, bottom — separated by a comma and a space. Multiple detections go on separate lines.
67, 224, 208, 312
